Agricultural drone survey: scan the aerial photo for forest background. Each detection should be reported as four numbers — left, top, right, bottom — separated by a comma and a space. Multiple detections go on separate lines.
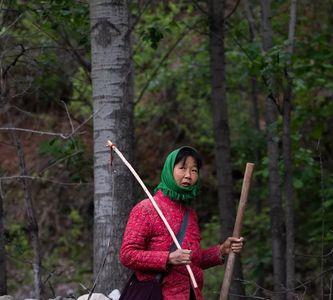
0, 0, 332, 299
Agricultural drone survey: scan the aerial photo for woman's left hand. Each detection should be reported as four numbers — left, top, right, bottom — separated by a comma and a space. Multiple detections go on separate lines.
220, 237, 245, 256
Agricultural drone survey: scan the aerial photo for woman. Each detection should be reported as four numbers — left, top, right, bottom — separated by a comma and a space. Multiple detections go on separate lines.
120, 146, 244, 300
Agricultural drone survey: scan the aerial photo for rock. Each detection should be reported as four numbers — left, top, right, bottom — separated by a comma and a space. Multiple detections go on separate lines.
55, 282, 78, 298
48, 297, 74, 300
108, 290, 120, 300
0, 296, 14, 300
77, 293, 109, 300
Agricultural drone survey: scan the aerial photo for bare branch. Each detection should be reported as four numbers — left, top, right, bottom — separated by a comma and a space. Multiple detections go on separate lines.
0, 13, 23, 38
61, 100, 75, 133
1, 175, 92, 186
130, 0, 153, 32
2, 44, 25, 79
244, 0, 258, 40
0, 103, 102, 139
295, 247, 333, 258
225, 0, 242, 20
237, 267, 333, 296
192, 0, 209, 16
38, 150, 83, 175
228, 293, 268, 299
0, 127, 70, 139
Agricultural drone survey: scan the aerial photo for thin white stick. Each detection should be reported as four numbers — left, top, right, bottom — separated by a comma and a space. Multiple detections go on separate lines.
107, 140, 198, 288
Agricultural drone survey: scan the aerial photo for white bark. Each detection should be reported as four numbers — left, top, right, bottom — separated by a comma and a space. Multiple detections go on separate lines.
90, 0, 134, 293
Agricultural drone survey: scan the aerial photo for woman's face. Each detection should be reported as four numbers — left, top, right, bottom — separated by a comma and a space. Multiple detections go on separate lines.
173, 156, 199, 187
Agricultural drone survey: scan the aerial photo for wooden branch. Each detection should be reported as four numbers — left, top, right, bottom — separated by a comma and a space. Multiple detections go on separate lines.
0, 102, 102, 139
107, 140, 198, 289
220, 163, 255, 300
2, 44, 25, 79
225, 0, 241, 20
1, 175, 92, 186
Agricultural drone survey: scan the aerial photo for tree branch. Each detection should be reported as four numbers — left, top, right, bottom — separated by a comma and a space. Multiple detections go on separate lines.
135, 23, 196, 105
0, 103, 102, 139
1, 175, 92, 186
225, 0, 242, 20
2, 44, 25, 79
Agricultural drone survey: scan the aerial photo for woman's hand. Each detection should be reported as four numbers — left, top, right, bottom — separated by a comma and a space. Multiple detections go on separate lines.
220, 237, 245, 256
168, 249, 192, 265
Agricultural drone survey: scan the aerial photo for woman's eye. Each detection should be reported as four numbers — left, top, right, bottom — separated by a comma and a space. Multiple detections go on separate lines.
192, 169, 198, 173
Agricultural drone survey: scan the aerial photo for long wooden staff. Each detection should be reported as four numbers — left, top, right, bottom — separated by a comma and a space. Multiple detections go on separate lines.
220, 163, 255, 300
106, 140, 198, 289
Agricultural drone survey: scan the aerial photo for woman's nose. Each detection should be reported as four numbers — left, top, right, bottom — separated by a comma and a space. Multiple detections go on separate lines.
184, 169, 191, 178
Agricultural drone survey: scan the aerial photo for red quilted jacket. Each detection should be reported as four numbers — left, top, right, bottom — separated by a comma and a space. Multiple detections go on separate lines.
120, 190, 223, 300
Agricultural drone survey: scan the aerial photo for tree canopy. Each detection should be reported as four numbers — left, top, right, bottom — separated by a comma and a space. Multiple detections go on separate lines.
0, 0, 332, 299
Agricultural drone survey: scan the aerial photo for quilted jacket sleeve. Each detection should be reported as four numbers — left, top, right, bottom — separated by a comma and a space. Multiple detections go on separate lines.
120, 200, 170, 272
200, 245, 224, 270
191, 211, 224, 270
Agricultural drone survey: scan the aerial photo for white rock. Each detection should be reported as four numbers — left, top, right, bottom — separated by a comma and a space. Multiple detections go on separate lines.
77, 293, 109, 300
108, 289, 121, 300
0, 296, 14, 300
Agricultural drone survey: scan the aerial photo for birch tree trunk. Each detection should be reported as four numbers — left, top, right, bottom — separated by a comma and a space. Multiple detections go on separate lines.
209, 0, 245, 298
260, 1, 286, 299
284, 1, 297, 298
90, 0, 134, 293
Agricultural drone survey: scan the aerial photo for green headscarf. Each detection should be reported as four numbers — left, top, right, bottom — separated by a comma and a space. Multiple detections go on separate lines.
154, 146, 200, 204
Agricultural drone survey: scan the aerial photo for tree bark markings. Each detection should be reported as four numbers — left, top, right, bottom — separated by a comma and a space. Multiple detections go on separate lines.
90, 0, 134, 293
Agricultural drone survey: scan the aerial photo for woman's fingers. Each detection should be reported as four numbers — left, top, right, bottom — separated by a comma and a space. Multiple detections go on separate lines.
230, 237, 244, 253
220, 237, 245, 255
168, 249, 192, 265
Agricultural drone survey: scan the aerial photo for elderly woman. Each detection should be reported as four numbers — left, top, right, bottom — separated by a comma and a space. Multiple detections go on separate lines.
120, 146, 244, 300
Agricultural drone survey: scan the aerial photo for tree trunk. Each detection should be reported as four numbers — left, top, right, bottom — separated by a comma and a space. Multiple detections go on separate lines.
260, 1, 286, 299
0, 181, 6, 295
243, 2, 266, 296
90, 0, 134, 293
11, 129, 42, 299
244, 0, 262, 213
284, 1, 297, 299
208, 0, 245, 298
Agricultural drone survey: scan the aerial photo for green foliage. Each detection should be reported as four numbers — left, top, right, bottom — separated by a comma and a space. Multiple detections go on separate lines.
6, 223, 30, 258
42, 208, 92, 290
1, 0, 333, 297
38, 138, 91, 182
5, 223, 33, 290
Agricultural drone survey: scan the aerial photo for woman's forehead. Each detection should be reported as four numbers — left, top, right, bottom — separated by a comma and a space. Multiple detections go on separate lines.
176, 156, 198, 166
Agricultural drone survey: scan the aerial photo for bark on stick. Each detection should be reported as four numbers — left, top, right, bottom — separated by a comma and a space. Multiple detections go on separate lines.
220, 163, 255, 300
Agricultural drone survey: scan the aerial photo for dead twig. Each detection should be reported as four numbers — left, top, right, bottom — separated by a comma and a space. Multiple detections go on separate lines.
1, 175, 92, 186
